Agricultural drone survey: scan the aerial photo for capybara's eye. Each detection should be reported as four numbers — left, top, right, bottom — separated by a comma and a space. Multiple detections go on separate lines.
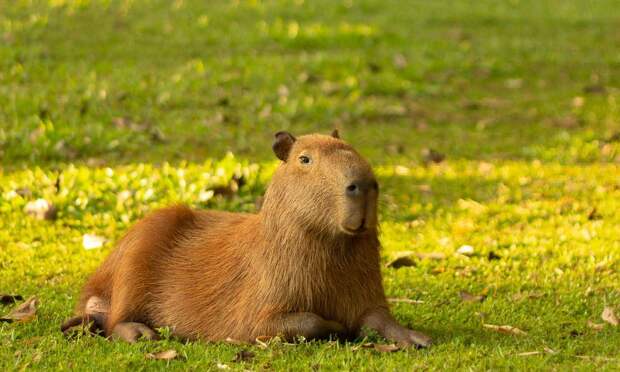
299, 155, 312, 165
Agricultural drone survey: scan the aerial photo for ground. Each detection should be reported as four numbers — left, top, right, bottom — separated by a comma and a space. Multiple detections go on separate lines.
0, 0, 619, 370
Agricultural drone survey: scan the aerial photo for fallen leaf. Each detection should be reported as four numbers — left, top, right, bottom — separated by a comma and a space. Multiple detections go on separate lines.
587, 320, 605, 331
232, 350, 255, 362
0, 296, 38, 323
373, 343, 400, 352
0, 294, 23, 305
217, 363, 231, 369
459, 291, 486, 303
588, 207, 601, 220
583, 84, 606, 94
487, 251, 501, 260
602, 306, 618, 326
386, 256, 416, 269
387, 298, 424, 305
483, 324, 527, 336
24, 199, 57, 221
421, 148, 445, 164
456, 245, 474, 256
393, 53, 407, 69
146, 349, 178, 360
83, 234, 106, 250
255, 335, 274, 349
351, 342, 399, 352
516, 351, 541, 356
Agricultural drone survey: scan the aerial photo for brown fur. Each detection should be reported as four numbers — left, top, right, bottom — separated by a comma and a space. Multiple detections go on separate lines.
62, 132, 431, 347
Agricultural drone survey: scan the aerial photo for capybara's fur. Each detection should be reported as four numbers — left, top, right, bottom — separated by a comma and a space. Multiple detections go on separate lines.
62, 131, 431, 347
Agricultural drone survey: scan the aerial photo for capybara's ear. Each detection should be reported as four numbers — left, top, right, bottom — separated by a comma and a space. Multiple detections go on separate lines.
273, 131, 296, 161
331, 129, 340, 139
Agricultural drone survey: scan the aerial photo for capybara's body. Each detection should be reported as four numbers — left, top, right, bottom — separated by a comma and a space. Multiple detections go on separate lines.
64, 132, 431, 347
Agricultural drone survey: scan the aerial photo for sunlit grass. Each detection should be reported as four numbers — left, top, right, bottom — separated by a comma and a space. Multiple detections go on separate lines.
1, 0, 619, 369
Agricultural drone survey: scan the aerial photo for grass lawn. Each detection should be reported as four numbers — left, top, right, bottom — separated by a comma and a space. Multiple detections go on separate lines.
1, 0, 619, 370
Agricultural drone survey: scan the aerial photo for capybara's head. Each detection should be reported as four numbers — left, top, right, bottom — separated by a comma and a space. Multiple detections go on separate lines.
262, 130, 378, 237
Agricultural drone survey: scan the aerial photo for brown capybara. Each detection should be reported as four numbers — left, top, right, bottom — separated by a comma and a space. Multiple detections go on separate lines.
61, 131, 431, 347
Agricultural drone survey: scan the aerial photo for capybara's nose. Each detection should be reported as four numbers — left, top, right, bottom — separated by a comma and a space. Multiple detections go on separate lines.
346, 180, 378, 197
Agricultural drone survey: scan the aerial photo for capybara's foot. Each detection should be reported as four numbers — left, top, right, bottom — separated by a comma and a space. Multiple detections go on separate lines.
60, 315, 105, 338
395, 328, 432, 348
111, 322, 160, 343
279, 312, 345, 341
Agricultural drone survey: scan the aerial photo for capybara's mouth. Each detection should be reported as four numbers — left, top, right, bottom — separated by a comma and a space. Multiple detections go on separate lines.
342, 219, 367, 235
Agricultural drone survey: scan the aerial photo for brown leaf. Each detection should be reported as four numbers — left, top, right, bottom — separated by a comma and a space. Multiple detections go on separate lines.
587, 320, 605, 331
421, 148, 445, 164
373, 343, 400, 353
583, 84, 606, 94
487, 251, 501, 260
459, 291, 486, 303
232, 350, 255, 362
0, 296, 38, 323
516, 351, 542, 356
602, 306, 618, 326
0, 294, 23, 305
483, 324, 527, 336
24, 199, 57, 221
386, 256, 416, 269
146, 349, 178, 360
588, 207, 601, 220
387, 298, 424, 305
351, 342, 400, 352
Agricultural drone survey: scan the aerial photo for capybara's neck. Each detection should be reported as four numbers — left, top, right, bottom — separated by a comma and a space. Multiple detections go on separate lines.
258, 186, 378, 267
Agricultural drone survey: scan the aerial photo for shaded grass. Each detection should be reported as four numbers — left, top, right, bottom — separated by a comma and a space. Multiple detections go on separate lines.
1, 0, 620, 370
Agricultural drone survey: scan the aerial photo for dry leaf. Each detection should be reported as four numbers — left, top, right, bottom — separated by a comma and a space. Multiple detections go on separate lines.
587, 320, 605, 331
483, 324, 527, 336
516, 351, 541, 356
602, 306, 618, 326
146, 349, 178, 360
83, 234, 106, 250
0, 294, 23, 305
487, 251, 501, 260
459, 291, 486, 303
373, 343, 400, 352
217, 363, 231, 370
232, 350, 255, 362
255, 335, 273, 349
24, 199, 57, 221
386, 256, 416, 269
456, 245, 474, 256
421, 148, 445, 164
1, 296, 38, 323
387, 298, 424, 305
351, 342, 399, 352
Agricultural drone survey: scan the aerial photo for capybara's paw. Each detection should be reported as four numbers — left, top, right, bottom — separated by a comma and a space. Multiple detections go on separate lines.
60, 315, 104, 338
396, 329, 432, 348
111, 322, 160, 343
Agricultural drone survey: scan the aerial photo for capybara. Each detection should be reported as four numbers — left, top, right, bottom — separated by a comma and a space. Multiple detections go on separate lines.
61, 131, 432, 347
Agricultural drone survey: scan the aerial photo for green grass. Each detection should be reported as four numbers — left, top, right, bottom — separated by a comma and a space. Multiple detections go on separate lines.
1, 0, 619, 370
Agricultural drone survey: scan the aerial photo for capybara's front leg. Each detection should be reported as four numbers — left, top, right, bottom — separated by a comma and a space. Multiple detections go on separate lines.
111, 322, 160, 343
359, 307, 432, 348
262, 312, 345, 341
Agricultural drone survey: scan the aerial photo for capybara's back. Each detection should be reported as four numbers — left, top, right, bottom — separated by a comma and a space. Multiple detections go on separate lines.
62, 131, 431, 348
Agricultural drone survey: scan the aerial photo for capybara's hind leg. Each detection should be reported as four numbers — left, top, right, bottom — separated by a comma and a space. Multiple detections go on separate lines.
61, 296, 110, 337
260, 312, 345, 341
111, 322, 159, 343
